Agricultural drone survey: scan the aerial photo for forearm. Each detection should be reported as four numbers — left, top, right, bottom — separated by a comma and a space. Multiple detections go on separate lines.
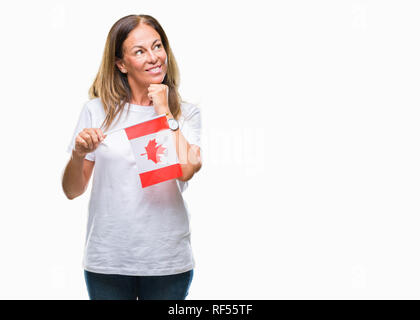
172, 126, 202, 182
61, 151, 88, 199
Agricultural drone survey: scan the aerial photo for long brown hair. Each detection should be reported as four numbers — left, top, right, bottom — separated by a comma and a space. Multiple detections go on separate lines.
89, 14, 183, 131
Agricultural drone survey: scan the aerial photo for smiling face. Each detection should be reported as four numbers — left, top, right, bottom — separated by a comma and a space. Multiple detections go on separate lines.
116, 23, 168, 87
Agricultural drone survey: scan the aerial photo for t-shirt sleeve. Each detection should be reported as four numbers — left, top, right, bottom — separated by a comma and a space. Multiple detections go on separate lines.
66, 102, 96, 162
181, 105, 202, 149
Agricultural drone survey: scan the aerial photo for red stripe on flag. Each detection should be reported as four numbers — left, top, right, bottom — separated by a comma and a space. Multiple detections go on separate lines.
125, 116, 169, 140
139, 164, 182, 188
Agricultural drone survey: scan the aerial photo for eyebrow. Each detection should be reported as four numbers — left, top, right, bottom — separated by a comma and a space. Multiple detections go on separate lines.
131, 39, 161, 50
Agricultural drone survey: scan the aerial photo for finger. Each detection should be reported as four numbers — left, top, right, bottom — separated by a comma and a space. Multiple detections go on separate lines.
85, 129, 100, 150
149, 84, 167, 91
76, 136, 89, 150
81, 132, 93, 150
148, 83, 165, 89
87, 129, 99, 145
147, 86, 159, 93
93, 129, 104, 147
95, 128, 106, 141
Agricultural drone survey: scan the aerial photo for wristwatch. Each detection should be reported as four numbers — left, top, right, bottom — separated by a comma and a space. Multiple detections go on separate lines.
165, 112, 179, 131
168, 118, 179, 131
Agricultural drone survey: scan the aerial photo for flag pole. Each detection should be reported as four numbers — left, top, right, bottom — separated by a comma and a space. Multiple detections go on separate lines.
103, 127, 122, 136
103, 114, 167, 136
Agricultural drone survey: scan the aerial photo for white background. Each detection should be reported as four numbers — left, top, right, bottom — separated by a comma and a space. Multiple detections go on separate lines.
0, 0, 419, 299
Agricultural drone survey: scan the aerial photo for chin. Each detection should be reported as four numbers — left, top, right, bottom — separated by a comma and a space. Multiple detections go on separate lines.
150, 75, 166, 84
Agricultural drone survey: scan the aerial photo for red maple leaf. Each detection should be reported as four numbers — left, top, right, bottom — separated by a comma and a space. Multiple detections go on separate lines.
143, 139, 166, 164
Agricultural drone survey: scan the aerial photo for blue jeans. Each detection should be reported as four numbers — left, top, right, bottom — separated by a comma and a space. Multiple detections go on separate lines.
84, 269, 193, 300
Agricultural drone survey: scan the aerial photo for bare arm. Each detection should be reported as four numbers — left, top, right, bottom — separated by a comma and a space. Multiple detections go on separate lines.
172, 126, 202, 182
146, 85, 202, 182
62, 128, 106, 199
62, 152, 95, 200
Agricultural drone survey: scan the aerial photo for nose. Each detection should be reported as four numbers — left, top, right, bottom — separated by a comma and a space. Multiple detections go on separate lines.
146, 49, 158, 63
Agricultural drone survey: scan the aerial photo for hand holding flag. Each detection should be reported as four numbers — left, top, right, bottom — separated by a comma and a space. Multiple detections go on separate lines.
74, 128, 107, 158
124, 115, 182, 188
100, 84, 190, 186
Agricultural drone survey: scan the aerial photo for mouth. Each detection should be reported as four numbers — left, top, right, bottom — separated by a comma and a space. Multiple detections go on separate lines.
146, 65, 162, 74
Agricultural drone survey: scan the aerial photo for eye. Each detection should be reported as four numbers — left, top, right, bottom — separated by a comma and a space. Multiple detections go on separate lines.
154, 44, 162, 50
135, 50, 143, 55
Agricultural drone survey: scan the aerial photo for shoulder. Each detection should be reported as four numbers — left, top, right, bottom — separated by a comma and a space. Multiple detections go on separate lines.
180, 101, 201, 120
84, 97, 104, 115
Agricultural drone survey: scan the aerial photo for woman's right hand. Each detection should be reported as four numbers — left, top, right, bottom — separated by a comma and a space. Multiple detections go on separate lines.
73, 128, 107, 158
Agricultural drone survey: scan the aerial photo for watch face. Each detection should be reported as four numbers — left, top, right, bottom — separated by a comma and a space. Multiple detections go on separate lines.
168, 118, 179, 130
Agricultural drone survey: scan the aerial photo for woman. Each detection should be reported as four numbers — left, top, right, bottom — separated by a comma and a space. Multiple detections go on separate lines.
61, 14, 202, 300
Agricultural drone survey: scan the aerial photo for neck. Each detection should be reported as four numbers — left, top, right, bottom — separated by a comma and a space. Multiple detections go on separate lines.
128, 78, 152, 106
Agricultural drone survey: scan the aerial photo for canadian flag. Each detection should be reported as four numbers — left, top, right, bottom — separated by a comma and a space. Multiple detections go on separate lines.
124, 114, 182, 188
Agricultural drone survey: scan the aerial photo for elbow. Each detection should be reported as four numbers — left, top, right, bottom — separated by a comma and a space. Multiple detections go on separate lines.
61, 161, 89, 200
195, 161, 202, 173
179, 161, 202, 182
64, 190, 83, 200
179, 174, 192, 182
65, 191, 78, 200
177, 169, 191, 182
62, 182, 83, 200
62, 187, 77, 200
177, 145, 202, 182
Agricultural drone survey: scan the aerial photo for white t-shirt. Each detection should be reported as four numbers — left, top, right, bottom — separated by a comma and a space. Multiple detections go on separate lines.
66, 98, 201, 276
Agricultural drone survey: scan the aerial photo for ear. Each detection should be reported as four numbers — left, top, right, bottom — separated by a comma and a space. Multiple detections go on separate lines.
115, 59, 127, 73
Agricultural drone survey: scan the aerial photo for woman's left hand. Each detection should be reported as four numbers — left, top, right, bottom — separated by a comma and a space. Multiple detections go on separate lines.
148, 84, 171, 115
